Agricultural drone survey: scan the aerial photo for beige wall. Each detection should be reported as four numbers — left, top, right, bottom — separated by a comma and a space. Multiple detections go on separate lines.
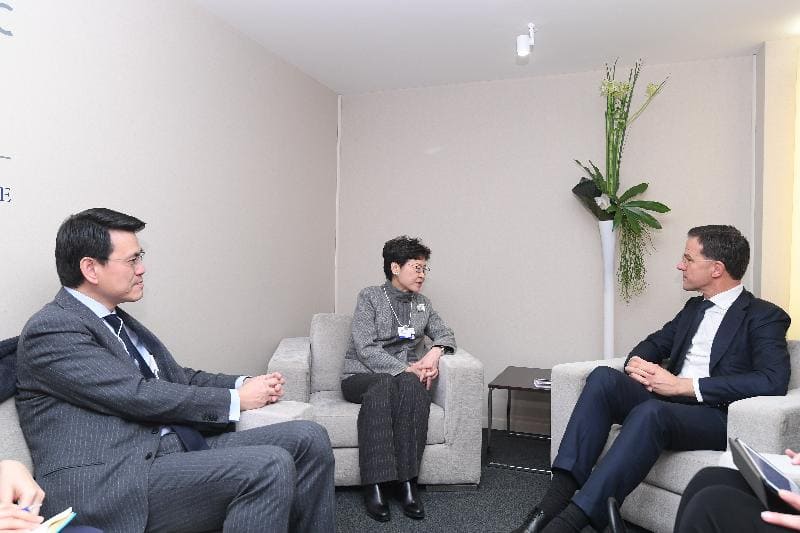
0, 2, 779, 430
756, 38, 800, 315
337, 57, 755, 430
795, 60, 800, 341
0, 1, 338, 375
754, 38, 800, 340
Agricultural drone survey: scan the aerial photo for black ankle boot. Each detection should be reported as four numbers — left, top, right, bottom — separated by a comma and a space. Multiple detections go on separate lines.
363, 483, 390, 522
395, 479, 425, 519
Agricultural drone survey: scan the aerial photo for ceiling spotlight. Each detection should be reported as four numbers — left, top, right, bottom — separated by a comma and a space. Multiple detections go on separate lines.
517, 22, 535, 57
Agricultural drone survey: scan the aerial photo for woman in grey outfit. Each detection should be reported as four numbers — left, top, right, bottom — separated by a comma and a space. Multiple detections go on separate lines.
341, 236, 456, 523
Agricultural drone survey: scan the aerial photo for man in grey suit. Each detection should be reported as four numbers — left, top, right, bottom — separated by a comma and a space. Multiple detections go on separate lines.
16, 208, 335, 533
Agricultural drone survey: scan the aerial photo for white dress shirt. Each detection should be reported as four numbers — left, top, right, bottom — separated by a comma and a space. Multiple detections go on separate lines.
64, 287, 243, 421
678, 284, 744, 402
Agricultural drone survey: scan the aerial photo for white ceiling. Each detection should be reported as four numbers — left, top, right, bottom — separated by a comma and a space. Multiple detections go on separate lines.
193, 0, 800, 95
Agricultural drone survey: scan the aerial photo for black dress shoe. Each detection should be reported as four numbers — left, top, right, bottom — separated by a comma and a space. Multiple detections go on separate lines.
395, 479, 425, 519
511, 507, 549, 533
363, 484, 390, 522
607, 497, 627, 533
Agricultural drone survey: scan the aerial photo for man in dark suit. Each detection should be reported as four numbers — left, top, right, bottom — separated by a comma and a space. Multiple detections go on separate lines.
16, 208, 335, 533
512, 225, 791, 533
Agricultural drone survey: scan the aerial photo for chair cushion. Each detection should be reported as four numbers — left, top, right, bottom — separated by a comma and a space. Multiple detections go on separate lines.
603, 425, 723, 494
0, 336, 18, 402
0, 398, 32, 470
309, 390, 445, 448
643, 449, 723, 493
310, 314, 352, 393
236, 401, 313, 432
788, 340, 800, 389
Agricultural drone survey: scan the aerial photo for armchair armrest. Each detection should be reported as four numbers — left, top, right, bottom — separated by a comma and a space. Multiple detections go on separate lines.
551, 357, 625, 460
433, 348, 484, 448
268, 337, 311, 403
727, 388, 800, 453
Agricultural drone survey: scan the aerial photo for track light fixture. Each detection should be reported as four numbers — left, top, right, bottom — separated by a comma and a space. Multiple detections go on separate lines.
517, 22, 535, 57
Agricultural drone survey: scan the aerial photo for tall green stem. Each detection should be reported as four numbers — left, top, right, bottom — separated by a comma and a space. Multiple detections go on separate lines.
575, 58, 669, 301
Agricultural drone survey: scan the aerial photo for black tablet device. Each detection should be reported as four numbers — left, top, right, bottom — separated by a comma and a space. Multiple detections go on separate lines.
729, 437, 800, 514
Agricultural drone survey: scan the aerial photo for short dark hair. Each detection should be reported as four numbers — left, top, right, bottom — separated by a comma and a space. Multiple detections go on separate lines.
687, 225, 749, 280
55, 208, 146, 288
382, 236, 431, 280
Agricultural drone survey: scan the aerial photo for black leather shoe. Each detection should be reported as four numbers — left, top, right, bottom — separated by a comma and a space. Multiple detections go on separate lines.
363, 484, 390, 522
395, 479, 425, 519
607, 497, 627, 533
511, 507, 548, 533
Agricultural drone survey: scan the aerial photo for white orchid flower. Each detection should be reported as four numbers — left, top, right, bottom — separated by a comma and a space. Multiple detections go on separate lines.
594, 194, 611, 210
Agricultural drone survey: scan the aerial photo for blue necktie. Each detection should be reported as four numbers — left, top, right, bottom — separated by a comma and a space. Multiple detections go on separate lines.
104, 314, 209, 452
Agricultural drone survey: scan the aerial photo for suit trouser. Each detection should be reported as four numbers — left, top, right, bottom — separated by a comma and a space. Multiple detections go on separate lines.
144, 420, 335, 533
341, 372, 430, 485
674, 466, 790, 532
551, 367, 728, 528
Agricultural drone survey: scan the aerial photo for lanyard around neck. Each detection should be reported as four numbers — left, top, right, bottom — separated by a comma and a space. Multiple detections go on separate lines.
383, 286, 413, 327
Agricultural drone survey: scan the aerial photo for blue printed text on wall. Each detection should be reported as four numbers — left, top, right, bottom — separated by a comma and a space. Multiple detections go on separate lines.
0, 2, 12, 37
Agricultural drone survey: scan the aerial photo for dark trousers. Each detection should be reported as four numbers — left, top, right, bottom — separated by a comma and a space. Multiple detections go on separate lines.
675, 466, 791, 532
552, 367, 728, 528
341, 372, 431, 485
144, 420, 335, 533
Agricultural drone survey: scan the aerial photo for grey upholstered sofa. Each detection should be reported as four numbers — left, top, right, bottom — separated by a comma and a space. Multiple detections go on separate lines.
0, 349, 311, 471
267, 313, 484, 487
551, 340, 800, 533
0, 398, 32, 470
0, 399, 308, 469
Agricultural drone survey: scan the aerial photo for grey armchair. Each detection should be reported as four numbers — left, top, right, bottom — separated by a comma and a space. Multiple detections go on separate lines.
267, 313, 484, 487
550, 340, 800, 533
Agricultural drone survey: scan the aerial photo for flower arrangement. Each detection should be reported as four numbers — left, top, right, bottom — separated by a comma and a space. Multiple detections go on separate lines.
572, 59, 670, 301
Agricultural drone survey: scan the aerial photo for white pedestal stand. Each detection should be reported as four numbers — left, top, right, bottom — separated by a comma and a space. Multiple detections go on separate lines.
599, 220, 615, 359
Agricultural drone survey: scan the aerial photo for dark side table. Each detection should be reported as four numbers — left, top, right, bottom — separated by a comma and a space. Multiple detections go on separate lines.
487, 366, 551, 475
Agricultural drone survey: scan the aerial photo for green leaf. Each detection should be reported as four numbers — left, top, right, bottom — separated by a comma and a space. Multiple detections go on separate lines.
618, 182, 648, 203
623, 200, 670, 213
575, 159, 602, 181
613, 209, 623, 231
620, 210, 643, 234
588, 160, 609, 195
627, 207, 662, 229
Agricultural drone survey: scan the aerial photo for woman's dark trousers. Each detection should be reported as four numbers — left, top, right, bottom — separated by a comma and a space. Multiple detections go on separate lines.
674, 466, 791, 532
341, 372, 430, 484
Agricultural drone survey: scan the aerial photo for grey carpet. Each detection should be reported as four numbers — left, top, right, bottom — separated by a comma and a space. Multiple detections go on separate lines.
334, 430, 654, 533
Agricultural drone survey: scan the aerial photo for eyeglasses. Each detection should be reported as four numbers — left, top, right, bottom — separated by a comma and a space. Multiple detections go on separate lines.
106, 251, 146, 268
679, 254, 715, 266
408, 264, 430, 274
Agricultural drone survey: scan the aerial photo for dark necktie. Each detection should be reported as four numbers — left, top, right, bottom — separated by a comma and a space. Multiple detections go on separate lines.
104, 314, 209, 452
671, 299, 715, 374
104, 314, 155, 379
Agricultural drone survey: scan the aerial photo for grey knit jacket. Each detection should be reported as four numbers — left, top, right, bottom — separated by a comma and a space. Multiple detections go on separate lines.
342, 282, 457, 377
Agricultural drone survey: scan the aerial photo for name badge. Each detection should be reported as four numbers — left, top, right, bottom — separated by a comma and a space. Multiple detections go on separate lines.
416, 303, 426, 312
398, 326, 416, 339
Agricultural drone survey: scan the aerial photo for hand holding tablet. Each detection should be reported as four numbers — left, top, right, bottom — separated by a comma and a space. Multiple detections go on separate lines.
730, 438, 800, 515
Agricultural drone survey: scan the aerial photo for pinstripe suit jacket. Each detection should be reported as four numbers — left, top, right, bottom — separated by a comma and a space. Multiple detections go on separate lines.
16, 289, 239, 532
